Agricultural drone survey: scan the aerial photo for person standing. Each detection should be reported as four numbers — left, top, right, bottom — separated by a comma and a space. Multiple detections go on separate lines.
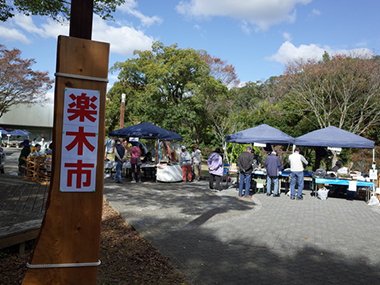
288, 148, 308, 200
237, 146, 255, 198
264, 150, 282, 197
191, 145, 202, 181
180, 146, 192, 182
18, 139, 31, 176
130, 143, 142, 182
207, 148, 223, 191
114, 139, 125, 183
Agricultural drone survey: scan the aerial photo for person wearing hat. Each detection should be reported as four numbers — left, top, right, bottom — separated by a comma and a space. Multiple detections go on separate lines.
180, 146, 192, 182
264, 150, 283, 197
207, 148, 223, 191
18, 139, 31, 176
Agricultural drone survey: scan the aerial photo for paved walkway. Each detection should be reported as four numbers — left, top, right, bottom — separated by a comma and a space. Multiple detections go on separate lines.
2, 145, 380, 284
104, 179, 380, 285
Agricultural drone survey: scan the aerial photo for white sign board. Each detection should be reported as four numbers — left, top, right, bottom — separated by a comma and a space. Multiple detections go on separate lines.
60, 88, 100, 192
369, 169, 378, 180
327, 147, 342, 152
253, 142, 266, 147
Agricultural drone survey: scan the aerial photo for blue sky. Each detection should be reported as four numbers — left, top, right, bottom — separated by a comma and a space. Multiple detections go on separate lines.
0, 0, 379, 100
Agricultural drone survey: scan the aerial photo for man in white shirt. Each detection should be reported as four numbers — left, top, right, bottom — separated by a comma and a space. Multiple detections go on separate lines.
191, 145, 202, 181
288, 148, 308, 200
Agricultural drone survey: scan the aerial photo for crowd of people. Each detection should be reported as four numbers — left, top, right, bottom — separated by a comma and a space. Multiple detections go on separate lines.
111, 138, 147, 183
107, 137, 315, 200
11, 134, 328, 202
13, 135, 359, 202
18, 139, 53, 176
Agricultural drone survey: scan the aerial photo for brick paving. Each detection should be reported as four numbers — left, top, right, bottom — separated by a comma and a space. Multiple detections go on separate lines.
2, 143, 379, 285
104, 180, 380, 285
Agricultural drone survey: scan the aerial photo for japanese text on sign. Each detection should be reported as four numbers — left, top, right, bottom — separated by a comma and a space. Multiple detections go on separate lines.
60, 88, 100, 192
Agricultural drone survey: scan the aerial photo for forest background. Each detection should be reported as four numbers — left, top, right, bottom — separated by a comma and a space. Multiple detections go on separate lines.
1, 1, 379, 172
1, 40, 379, 172
105, 42, 380, 171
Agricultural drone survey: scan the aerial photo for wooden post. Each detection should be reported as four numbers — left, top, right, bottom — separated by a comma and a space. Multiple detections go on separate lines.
22, 36, 109, 285
69, 0, 93, 39
120, 93, 126, 128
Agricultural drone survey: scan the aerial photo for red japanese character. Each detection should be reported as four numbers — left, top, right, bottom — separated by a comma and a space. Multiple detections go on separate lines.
65, 126, 96, 155
67, 92, 98, 122
65, 160, 94, 188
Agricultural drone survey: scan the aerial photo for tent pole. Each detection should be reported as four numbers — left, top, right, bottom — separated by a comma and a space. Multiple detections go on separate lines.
156, 139, 160, 163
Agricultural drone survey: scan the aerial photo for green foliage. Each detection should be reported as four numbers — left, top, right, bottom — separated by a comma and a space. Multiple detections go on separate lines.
1, 0, 125, 21
280, 55, 380, 137
106, 42, 380, 173
107, 42, 230, 146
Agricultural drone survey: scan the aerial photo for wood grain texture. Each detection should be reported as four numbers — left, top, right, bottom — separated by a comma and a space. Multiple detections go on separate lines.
22, 36, 109, 285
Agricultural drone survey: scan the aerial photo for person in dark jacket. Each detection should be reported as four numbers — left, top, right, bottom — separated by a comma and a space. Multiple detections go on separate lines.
264, 150, 283, 197
237, 146, 255, 198
18, 139, 31, 176
114, 139, 126, 183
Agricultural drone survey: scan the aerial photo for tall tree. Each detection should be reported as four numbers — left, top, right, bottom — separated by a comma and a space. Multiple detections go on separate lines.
0, 0, 125, 22
0, 45, 53, 117
280, 55, 380, 135
199, 51, 240, 87
108, 42, 231, 145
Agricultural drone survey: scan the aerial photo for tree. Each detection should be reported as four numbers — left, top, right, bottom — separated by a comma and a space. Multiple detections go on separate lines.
107, 42, 230, 145
198, 51, 240, 87
0, 0, 125, 22
0, 45, 53, 117
280, 55, 380, 135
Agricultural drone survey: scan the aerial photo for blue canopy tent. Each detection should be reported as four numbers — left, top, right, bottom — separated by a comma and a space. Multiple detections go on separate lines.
9, 129, 30, 137
0, 127, 8, 136
109, 122, 183, 182
294, 126, 374, 149
225, 124, 294, 145
109, 122, 182, 141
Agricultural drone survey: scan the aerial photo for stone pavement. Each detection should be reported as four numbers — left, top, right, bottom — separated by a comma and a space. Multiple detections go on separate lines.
104, 179, 380, 285
2, 145, 379, 284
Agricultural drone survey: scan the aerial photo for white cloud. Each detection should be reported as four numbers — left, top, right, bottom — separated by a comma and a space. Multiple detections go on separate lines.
117, 0, 162, 27
13, 14, 44, 35
39, 19, 69, 38
12, 14, 69, 38
176, 0, 312, 30
0, 26, 30, 43
5, 14, 154, 56
92, 16, 155, 55
269, 41, 375, 65
240, 21, 252, 35
283, 32, 292, 41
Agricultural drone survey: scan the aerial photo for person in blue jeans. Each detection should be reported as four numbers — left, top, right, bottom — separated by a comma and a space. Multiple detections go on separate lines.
288, 148, 308, 200
114, 139, 126, 183
264, 150, 282, 197
237, 146, 255, 198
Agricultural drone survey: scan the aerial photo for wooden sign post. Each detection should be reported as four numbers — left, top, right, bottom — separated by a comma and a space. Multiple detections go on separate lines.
22, 35, 109, 284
